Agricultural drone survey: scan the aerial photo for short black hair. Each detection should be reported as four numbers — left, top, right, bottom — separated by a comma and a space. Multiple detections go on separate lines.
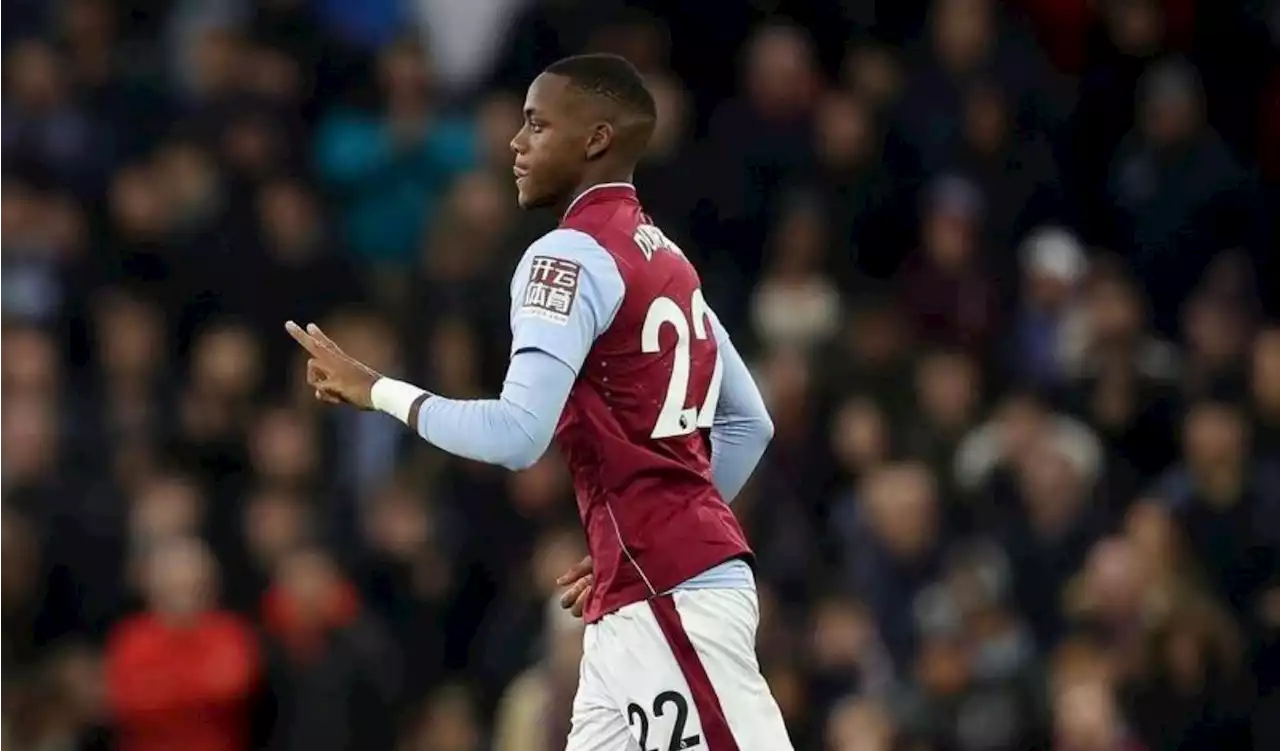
543, 54, 657, 121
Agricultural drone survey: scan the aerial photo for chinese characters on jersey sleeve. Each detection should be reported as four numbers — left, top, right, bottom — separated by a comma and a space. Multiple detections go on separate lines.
518, 255, 582, 325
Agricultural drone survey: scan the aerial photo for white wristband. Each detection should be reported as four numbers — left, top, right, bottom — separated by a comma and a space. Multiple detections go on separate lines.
370, 378, 427, 426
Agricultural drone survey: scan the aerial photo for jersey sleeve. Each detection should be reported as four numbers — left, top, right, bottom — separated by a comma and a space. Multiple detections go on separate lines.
415, 349, 577, 470
509, 228, 625, 374
707, 310, 774, 502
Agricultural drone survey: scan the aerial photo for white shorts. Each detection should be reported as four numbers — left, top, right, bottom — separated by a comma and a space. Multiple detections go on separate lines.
566, 588, 793, 751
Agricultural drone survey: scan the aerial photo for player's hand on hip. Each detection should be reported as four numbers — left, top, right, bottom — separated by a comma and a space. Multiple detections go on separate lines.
557, 555, 593, 618
285, 321, 380, 410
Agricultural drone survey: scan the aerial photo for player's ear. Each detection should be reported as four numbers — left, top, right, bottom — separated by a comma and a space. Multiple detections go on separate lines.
584, 122, 613, 161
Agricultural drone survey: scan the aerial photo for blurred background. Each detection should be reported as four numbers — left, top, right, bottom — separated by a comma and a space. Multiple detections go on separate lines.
2, 0, 1279, 749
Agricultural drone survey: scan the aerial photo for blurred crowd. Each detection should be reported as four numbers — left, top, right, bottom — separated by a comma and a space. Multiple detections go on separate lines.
3, 0, 1280, 750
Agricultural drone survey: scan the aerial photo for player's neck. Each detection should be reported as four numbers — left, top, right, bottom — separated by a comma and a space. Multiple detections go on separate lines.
559, 170, 636, 216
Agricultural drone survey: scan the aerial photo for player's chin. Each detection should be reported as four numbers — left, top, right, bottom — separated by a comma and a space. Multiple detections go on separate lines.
515, 182, 552, 210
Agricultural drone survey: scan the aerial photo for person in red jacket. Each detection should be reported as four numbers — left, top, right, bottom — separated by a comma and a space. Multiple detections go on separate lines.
105, 536, 261, 751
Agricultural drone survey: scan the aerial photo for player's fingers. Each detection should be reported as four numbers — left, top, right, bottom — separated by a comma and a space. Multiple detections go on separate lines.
558, 573, 593, 609
571, 586, 592, 618
306, 359, 329, 384
285, 321, 324, 358
306, 323, 342, 354
305, 369, 325, 390
556, 555, 593, 585
559, 581, 584, 609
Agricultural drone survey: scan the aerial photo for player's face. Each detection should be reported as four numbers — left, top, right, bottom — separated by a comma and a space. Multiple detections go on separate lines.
510, 74, 588, 210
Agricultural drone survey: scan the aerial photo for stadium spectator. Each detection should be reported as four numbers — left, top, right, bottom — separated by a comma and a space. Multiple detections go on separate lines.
315, 37, 475, 265
260, 546, 401, 751
104, 537, 260, 751
491, 597, 583, 751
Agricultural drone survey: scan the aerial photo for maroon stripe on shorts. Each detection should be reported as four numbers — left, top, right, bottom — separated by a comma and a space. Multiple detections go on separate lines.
649, 594, 740, 750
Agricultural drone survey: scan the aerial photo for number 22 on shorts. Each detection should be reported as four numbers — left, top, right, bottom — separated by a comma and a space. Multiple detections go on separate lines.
642, 289, 724, 439
628, 691, 701, 750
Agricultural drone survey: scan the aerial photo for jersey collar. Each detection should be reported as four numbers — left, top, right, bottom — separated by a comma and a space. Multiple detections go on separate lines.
562, 182, 637, 221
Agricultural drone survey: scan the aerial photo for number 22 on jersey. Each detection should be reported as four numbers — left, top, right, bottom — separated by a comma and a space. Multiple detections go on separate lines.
641, 289, 724, 439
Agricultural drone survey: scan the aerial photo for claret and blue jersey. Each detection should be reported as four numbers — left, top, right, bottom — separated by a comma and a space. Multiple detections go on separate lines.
409, 183, 773, 621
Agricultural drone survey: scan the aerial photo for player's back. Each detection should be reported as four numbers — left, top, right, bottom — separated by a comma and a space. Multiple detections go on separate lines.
554, 184, 752, 622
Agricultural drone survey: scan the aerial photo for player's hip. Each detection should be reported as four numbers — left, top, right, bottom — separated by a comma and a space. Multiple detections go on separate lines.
584, 588, 759, 657
584, 546, 754, 623
572, 588, 793, 751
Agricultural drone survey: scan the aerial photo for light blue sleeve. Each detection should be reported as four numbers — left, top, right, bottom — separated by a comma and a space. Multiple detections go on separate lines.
416, 349, 575, 470
411, 230, 624, 470
508, 229, 625, 372
707, 312, 774, 502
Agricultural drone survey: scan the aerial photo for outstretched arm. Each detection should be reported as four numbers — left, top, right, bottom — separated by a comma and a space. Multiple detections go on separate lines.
363, 228, 624, 470
706, 313, 773, 502
399, 349, 575, 470
401, 315, 774, 481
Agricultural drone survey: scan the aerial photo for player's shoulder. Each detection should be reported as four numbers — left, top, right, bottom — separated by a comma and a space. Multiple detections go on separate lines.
523, 227, 608, 264
511, 228, 627, 325
516, 228, 623, 288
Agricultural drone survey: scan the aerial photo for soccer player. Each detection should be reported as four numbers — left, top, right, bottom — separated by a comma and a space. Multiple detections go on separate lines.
286, 54, 793, 750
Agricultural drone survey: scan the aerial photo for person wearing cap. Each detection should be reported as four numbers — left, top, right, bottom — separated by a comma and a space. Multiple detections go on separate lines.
1010, 226, 1089, 387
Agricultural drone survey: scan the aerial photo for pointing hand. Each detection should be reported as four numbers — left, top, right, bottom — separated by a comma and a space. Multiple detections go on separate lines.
285, 321, 381, 410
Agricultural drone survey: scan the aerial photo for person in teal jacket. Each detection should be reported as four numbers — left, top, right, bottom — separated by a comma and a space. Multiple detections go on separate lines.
315, 41, 476, 265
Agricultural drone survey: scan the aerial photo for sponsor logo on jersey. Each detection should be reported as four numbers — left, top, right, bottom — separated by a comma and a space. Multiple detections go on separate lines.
519, 255, 582, 325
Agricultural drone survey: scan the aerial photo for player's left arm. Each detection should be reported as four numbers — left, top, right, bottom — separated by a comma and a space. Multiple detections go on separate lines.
377, 229, 622, 470
706, 310, 774, 502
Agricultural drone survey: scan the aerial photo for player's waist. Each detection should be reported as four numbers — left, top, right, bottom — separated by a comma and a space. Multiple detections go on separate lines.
585, 545, 754, 622
592, 520, 751, 585
669, 558, 754, 593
